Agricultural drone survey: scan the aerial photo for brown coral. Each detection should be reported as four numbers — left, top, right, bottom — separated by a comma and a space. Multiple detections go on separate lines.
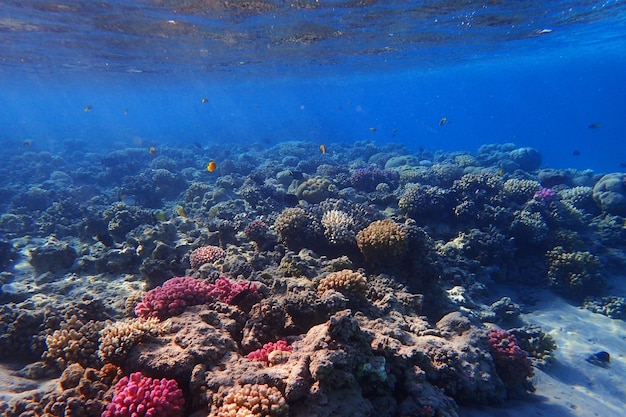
318, 269, 368, 297
190, 245, 226, 269
356, 219, 407, 266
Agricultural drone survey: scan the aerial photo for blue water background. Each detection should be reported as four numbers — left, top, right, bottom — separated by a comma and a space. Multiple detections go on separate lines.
1, 0, 625, 173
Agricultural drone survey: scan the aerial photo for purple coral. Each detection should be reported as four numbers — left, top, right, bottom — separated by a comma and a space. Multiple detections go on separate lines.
533, 187, 558, 203
102, 371, 184, 417
488, 328, 533, 387
350, 167, 398, 192
134, 277, 213, 319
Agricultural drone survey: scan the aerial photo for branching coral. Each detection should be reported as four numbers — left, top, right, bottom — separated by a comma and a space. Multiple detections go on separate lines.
546, 246, 602, 298
98, 317, 169, 363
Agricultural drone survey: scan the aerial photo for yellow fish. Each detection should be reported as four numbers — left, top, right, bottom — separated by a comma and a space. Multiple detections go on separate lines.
175, 205, 187, 217
319, 144, 326, 154
154, 210, 167, 222
207, 161, 217, 172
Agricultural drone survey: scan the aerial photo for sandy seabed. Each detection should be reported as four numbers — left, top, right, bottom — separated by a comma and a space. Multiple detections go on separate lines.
461, 280, 626, 417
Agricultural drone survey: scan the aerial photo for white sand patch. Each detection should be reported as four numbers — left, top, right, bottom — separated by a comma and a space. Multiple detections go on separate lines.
460, 291, 626, 417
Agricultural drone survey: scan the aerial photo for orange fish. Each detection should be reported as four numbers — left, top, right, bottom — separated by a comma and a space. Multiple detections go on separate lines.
319, 144, 326, 154
207, 161, 217, 172
149, 146, 157, 155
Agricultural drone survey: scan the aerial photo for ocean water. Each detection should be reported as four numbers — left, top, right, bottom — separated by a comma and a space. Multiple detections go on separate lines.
1, 0, 625, 173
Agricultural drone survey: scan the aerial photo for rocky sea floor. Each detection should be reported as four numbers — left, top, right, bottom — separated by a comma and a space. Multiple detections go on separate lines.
0, 139, 625, 417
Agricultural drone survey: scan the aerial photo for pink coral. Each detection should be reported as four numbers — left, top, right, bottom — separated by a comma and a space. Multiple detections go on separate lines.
208, 276, 258, 304
189, 245, 226, 269
488, 328, 533, 387
247, 340, 292, 363
102, 371, 184, 417
135, 277, 213, 319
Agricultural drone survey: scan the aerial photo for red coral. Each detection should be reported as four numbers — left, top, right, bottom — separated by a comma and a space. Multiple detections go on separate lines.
134, 277, 213, 319
208, 276, 258, 304
488, 328, 533, 387
189, 245, 226, 269
247, 340, 292, 363
101, 372, 184, 417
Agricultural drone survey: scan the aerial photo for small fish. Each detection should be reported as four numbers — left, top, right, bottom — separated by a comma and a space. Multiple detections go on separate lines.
207, 160, 217, 172
123, 108, 129, 115
201, 97, 209, 103
23, 139, 33, 147
439, 117, 448, 126
149, 146, 157, 155
369, 127, 377, 132
319, 144, 326, 154
572, 150, 581, 156
175, 205, 187, 217
288, 170, 304, 181
497, 168, 504, 176
588, 123, 602, 129
586, 351, 610, 367
154, 210, 167, 222
83, 105, 93, 112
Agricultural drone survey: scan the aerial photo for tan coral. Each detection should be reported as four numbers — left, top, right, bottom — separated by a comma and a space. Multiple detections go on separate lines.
356, 219, 407, 265
98, 317, 169, 363
210, 383, 288, 417
318, 269, 368, 296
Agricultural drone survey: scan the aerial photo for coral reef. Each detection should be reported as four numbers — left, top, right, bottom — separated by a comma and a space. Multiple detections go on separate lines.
210, 383, 288, 417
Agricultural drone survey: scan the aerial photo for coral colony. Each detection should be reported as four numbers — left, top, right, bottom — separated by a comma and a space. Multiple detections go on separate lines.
1, 141, 625, 417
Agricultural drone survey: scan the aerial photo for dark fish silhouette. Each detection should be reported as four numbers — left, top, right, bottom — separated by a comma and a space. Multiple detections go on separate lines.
95, 233, 114, 247
588, 123, 602, 129
572, 150, 581, 156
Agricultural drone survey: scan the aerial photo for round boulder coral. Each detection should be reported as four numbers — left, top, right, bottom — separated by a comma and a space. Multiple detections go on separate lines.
592, 173, 626, 216
189, 245, 226, 269
295, 177, 333, 204
509, 147, 542, 171
356, 219, 407, 266
318, 269, 368, 296
211, 383, 288, 417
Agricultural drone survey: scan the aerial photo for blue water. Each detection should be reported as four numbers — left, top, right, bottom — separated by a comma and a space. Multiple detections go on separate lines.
1, 0, 625, 173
